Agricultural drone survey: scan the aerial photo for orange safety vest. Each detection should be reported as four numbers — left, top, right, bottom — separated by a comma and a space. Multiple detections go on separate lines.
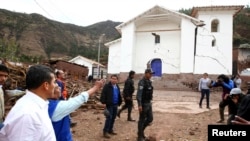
62, 81, 68, 100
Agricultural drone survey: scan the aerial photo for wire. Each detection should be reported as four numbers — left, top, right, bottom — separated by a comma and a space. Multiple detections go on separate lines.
34, 0, 54, 19
48, 0, 73, 23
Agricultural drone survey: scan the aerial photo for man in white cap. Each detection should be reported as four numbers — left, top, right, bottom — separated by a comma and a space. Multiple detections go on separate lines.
226, 88, 245, 124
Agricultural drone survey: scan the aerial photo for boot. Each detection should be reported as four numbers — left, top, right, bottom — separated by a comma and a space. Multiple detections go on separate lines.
217, 107, 224, 123
117, 109, 122, 118
103, 132, 110, 138
137, 131, 146, 141
127, 107, 135, 121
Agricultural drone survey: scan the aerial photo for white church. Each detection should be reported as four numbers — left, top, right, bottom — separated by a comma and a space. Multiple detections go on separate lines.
105, 5, 244, 88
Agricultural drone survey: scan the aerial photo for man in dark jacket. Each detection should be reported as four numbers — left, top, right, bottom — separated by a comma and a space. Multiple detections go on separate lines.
236, 93, 250, 122
226, 88, 245, 124
210, 74, 234, 123
117, 70, 136, 121
100, 74, 122, 139
136, 68, 154, 141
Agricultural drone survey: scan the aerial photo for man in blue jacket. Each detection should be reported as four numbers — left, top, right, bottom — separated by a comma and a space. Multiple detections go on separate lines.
48, 79, 104, 141
210, 74, 235, 123
100, 74, 122, 139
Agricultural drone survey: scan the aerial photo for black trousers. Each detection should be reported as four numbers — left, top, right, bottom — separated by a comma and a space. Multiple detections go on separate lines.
219, 99, 230, 121
138, 103, 153, 138
119, 99, 133, 119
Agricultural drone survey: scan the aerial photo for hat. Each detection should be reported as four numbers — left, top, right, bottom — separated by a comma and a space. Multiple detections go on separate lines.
145, 68, 155, 74
230, 88, 242, 95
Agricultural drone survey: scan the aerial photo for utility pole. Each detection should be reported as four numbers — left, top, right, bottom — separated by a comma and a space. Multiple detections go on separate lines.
97, 34, 105, 78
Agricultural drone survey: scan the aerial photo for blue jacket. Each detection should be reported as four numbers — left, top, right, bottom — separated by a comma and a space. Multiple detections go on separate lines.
212, 79, 234, 99
48, 100, 72, 141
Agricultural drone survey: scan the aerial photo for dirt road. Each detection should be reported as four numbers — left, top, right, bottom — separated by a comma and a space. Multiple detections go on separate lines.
72, 90, 223, 141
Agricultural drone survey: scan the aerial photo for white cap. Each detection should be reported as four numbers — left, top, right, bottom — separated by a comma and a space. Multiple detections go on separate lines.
230, 88, 242, 95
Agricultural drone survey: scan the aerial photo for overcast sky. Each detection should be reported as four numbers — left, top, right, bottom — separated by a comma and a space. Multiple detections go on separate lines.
0, 0, 249, 26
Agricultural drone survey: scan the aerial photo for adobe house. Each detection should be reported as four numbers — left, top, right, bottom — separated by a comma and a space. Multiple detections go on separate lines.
68, 55, 107, 79
105, 5, 244, 89
49, 60, 89, 80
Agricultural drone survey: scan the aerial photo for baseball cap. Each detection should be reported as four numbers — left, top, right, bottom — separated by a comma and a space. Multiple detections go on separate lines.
230, 88, 242, 95
145, 68, 155, 74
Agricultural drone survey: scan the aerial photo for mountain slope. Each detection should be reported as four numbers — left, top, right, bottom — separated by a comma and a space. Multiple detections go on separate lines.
0, 8, 121, 64
0, 6, 250, 64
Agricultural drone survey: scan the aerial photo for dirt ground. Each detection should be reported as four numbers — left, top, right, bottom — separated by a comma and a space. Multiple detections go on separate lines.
71, 90, 227, 141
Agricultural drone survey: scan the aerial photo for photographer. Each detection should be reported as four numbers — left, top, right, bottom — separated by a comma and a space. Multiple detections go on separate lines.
226, 88, 245, 124
210, 74, 235, 123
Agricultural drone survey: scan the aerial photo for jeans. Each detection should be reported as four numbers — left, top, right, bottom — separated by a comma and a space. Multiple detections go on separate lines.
138, 103, 153, 138
199, 89, 210, 107
103, 105, 118, 133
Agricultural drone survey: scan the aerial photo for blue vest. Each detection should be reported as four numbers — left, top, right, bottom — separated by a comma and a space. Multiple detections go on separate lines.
48, 100, 72, 141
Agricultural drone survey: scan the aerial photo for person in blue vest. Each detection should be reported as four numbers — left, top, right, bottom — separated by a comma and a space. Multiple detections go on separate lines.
210, 74, 235, 123
0, 64, 9, 129
100, 74, 122, 139
48, 79, 105, 141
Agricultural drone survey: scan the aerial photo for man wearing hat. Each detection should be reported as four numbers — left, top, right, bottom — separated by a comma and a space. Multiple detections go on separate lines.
234, 89, 250, 124
136, 68, 154, 141
226, 88, 245, 124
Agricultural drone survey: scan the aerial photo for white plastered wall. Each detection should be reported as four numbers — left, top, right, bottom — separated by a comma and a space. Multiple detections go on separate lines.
134, 20, 181, 74
180, 19, 196, 73
69, 58, 93, 76
107, 41, 121, 74
194, 11, 233, 75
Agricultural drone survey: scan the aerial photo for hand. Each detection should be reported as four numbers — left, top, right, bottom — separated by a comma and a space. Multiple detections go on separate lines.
216, 78, 223, 83
94, 79, 105, 89
231, 116, 250, 125
223, 94, 229, 100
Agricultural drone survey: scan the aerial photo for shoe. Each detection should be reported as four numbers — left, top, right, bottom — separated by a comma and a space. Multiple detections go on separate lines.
103, 132, 111, 138
117, 110, 121, 118
108, 131, 117, 135
216, 119, 224, 123
199, 105, 202, 108
137, 137, 145, 141
207, 106, 211, 109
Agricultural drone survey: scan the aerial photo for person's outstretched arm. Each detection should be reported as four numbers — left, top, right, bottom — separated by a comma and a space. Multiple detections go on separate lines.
231, 116, 250, 125
51, 79, 105, 121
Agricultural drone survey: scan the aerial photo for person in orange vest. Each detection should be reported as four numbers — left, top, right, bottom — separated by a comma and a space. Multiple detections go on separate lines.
56, 70, 67, 100
62, 81, 68, 100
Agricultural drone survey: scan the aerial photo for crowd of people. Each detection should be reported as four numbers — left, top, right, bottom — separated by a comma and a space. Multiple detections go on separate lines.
0, 63, 250, 141
0, 64, 105, 141
0, 63, 156, 141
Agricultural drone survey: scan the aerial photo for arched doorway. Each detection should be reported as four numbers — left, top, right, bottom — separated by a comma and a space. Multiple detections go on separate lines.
151, 58, 162, 77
